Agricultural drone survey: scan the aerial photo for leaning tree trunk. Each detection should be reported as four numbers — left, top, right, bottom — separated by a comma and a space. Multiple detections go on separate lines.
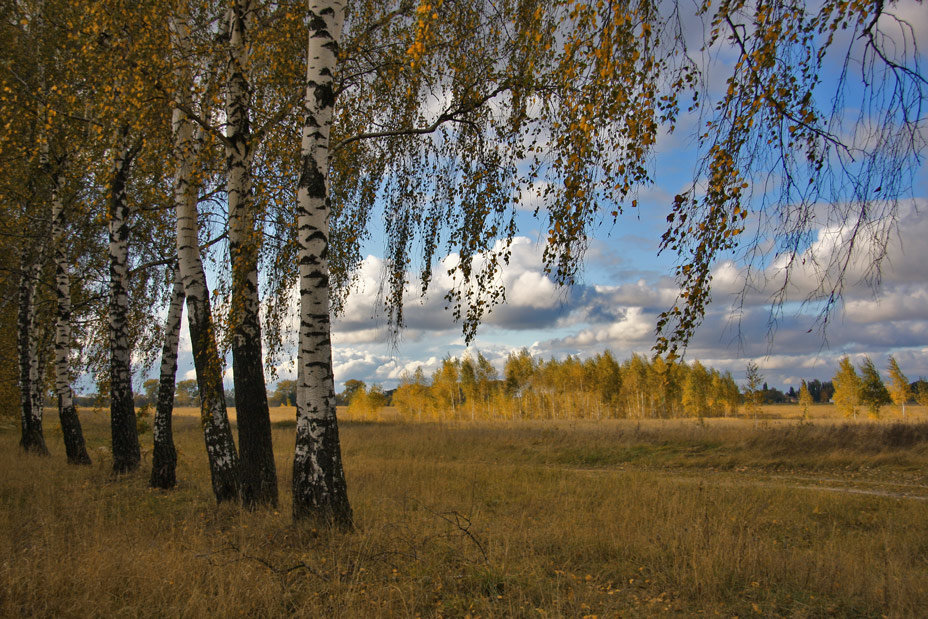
150, 263, 184, 489
108, 128, 141, 473
17, 244, 48, 455
51, 170, 91, 465
226, 0, 277, 508
171, 91, 240, 501
292, 0, 352, 527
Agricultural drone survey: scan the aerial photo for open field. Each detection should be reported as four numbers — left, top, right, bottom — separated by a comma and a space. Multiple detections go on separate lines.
1, 408, 927, 616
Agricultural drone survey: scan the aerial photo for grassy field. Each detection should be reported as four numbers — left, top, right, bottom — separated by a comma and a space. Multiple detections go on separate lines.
1, 407, 927, 616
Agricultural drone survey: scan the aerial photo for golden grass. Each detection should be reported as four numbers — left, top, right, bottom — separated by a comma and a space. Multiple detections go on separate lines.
754, 403, 928, 422
1, 410, 927, 616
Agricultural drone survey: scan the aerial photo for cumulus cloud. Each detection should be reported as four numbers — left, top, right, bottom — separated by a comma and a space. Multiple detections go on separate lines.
259, 196, 928, 392
332, 236, 582, 339
525, 199, 928, 385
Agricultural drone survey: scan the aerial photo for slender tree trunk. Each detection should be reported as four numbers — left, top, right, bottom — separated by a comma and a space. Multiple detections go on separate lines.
108, 127, 141, 473
51, 170, 91, 465
292, 1, 351, 527
33, 335, 49, 420
172, 97, 240, 501
226, 0, 277, 508
150, 263, 184, 489
18, 244, 48, 455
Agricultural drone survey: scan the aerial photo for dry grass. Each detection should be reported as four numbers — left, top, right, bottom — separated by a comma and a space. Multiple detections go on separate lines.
755, 403, 928, 422
1, 409, 927, 617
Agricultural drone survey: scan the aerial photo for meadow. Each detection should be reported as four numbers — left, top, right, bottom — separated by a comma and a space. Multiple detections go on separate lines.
1, 405, 927, 616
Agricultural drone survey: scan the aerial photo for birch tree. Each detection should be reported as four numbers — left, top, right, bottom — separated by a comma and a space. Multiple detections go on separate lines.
798, 380, 813, 419
17, 240, 49, 455
744, 361, 763, 427
51, 162, 91, 465
106, 126, 142, 473
150, 265, 183, 489
833, 356, 862, 419
169, 10, 241, 500
289, 0, 697, 522
2, 0, 56, 456
886, 355, 911, 419
858, 356, 891, 419
224, 0, 278, 508
292, 0, 352, 526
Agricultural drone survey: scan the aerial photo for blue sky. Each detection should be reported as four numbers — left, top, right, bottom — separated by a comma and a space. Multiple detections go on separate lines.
161, 1, 928, 395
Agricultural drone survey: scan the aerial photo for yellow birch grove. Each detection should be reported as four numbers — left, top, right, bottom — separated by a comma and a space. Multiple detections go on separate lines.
386, 351, 742, 421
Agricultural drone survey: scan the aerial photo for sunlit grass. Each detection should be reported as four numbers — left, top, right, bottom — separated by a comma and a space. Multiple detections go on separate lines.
1, 408, 926, 616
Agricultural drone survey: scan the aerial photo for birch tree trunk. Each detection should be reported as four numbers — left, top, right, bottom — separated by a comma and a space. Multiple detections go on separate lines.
172, 97, 240, 501
33, 333, 49, 421
18, 244, 48, 455
292, 0, 351, 527
150, 263, 183, 489
51, 170, 90, 465
108, 127, 141, 473
168, 12, 241, 502
226, 0, 277, 508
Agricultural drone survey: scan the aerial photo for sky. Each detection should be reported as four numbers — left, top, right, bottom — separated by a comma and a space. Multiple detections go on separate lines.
164, 2, 928, 395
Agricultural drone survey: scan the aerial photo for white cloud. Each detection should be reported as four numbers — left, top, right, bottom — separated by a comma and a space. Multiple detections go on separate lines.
320, 194, 927, 391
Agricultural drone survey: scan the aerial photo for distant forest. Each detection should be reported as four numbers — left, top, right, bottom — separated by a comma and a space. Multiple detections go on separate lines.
335, 351, 927, 421
73, 351, 926, 421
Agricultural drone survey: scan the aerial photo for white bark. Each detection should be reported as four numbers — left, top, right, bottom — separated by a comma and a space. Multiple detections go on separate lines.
108, 126, 141, 473
18, 242, 47, 454
171, 13, 240, 501
53, 184, 74, 411
150, 262, 183, 488
226, 0, 259, 342
226, 0, 261, 350
51, 167, 90, 464
292, 0, 351, 525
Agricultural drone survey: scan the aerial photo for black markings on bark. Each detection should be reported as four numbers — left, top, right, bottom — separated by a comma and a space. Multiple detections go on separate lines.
17, 246, 48, 456
186, 291, 241, 503
227, 0, 277, 508
109, 135, 141, 474
292, 415, 353, 529
53, 190, 90, 466
314, 83, 334, 110
150, 266, 183, 489
293, 3, 352, 528
299, 158, 327, 200
59, 397, 91, 465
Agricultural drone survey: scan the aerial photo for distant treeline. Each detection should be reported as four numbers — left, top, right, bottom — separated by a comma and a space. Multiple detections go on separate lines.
348, 351, 745, 421
69, 352, 924, 421
75, 379, 236, 410
343, 351, 927, 422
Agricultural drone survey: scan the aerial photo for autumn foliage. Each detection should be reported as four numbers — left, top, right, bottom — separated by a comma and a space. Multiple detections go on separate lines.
386, 350, 742, 421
